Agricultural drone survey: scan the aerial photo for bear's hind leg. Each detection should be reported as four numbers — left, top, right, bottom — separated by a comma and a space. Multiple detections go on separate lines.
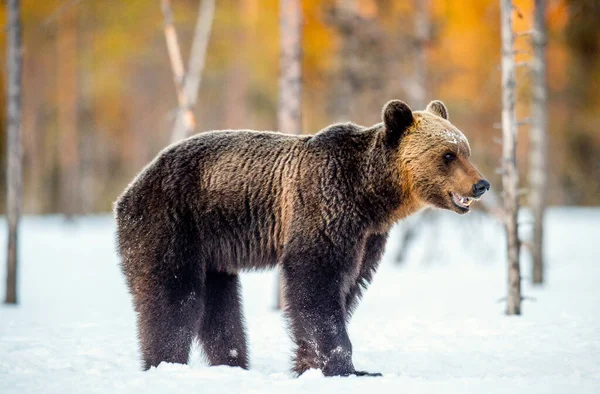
131, 230, 206, 370
198, 272, 248, 369
136, 281, 204, 370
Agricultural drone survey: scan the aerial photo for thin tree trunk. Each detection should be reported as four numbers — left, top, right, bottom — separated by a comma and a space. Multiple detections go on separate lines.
225, 0, 249, 130
5, 0, 22, 305
500, 0, 521, 315
171, 0, 215, 142
412, 0, 429, 109
278, 0, 302, 136
276, 0, 302, 309
57, 6, 80, 219
78, 0, 96, 213
161, 0, 195, 141
332, 0, 358, 120
530, 0, 547, 285
23, 109, 41, 213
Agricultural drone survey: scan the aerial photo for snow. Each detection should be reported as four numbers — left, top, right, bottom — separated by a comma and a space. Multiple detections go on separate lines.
1, 208, 600, 393
433, 128, 465, 146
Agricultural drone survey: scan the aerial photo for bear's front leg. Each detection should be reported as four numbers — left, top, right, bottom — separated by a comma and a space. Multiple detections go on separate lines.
281, 238, 381, 377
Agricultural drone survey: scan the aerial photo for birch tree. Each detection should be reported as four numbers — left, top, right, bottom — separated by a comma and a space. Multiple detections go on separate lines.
278, 0, 302, 136
57, 6, 80, 218
412, 0, 430, 110
171, 0, 215, 142
224, 0, 254, 129
327, 1, 384, 122
500, 0, 521, 315
276, 0, 302, 309
331, 0, 358, 120
5, 0, 22, 305
161, 0, 215, 143
529, 0, 547, 285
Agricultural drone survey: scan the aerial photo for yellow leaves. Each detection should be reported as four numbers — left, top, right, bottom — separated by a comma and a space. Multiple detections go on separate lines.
303, 0, 335, 85
4, 0, 599, 208
430, 2, 497, 103
357, 0, 378, 19
547, 0, 568, 30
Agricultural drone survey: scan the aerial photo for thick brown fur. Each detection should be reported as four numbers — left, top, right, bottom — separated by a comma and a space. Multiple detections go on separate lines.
115, 100, 488, 376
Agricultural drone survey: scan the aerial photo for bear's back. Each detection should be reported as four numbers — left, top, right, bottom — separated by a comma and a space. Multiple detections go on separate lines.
119, 130, 308, 204
115, 124, 381, 273
116, 130, 312, 271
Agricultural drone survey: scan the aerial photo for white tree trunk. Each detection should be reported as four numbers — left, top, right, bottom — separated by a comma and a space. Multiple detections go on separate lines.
57, 6, 80, 219
500, 0, 521, 315
276, 0, 302, 309
530, 0, 547, 285
171, 0, 215, 142
5, 0, 22, 305
412, 0, 430, 109
161, 0, 195, 141
278, 0, 302, 136
332, 0, 358, 120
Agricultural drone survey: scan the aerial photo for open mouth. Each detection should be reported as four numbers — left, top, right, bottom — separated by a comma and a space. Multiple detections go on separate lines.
450, 192, 476, 211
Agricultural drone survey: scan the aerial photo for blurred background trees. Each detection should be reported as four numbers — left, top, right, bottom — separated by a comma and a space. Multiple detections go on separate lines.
0, 0, 598, 215
4, 0, 22, 304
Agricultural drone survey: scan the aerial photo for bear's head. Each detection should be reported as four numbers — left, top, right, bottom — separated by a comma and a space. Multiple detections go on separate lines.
382, 99, 489, 214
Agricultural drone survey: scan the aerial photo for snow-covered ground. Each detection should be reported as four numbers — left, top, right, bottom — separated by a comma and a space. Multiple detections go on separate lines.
1, 208, 599, 393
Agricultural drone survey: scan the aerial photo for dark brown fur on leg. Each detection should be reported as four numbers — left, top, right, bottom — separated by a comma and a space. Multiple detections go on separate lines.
199, 272, 248, 369
125, 231, 205, 370
281, 236, 370, 377
293, 339, 319, 374
117, 188, 205, 370
132, 243, 205, 370
137, 293, 203, 370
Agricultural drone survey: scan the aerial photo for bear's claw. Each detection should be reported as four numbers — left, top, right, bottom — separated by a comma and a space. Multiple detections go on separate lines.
353, 370, 383, 377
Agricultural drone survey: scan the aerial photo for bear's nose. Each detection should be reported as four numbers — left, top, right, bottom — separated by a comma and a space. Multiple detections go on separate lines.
472, 179, 490, 198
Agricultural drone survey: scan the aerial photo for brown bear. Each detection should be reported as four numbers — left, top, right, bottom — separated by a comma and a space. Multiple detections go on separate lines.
115, 99, 489, 377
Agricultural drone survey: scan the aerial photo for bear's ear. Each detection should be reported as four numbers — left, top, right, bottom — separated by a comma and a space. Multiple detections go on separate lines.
382, 100, 413, 141
426, 100, 449, 120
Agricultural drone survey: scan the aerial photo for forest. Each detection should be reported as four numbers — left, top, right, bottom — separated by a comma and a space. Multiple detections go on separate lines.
0, 0, 598, 215
1, 1, 600, 393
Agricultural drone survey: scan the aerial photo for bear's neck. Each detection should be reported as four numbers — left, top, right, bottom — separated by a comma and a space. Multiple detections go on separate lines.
359, 125, 425, 233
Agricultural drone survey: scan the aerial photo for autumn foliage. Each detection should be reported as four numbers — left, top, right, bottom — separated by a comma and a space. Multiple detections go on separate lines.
0, 0, 598, 213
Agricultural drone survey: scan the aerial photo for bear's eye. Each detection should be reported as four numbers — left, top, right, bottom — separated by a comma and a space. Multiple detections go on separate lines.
443, 152, 456, 164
